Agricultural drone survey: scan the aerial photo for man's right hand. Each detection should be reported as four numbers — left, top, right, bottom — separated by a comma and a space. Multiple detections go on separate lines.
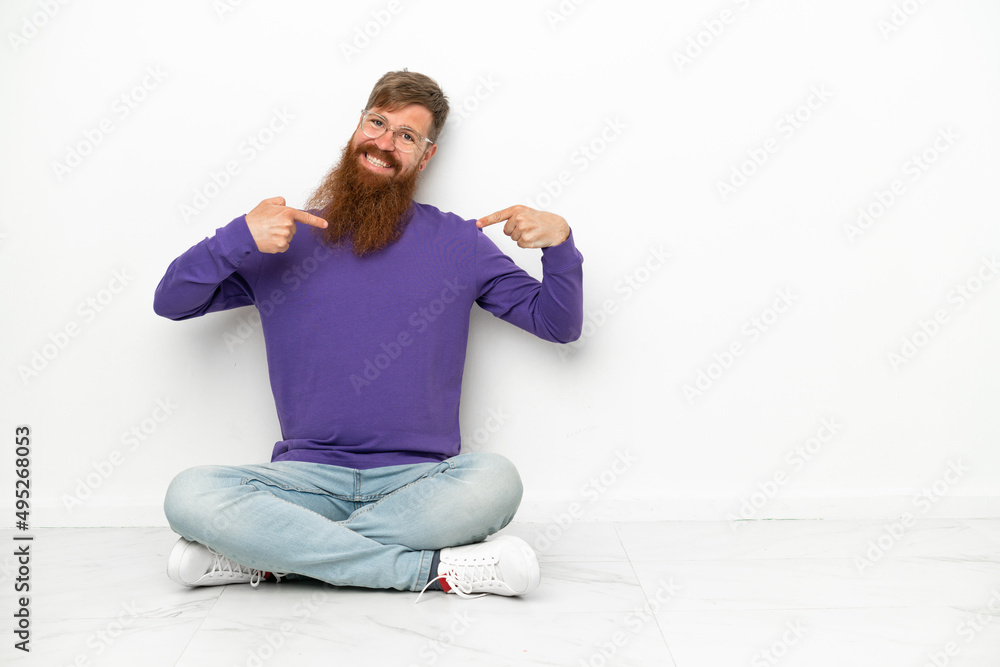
245, 196, 328, 254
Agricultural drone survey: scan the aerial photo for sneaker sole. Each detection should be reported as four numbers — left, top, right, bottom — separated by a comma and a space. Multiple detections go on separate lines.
166, 537, 197, 587
167, 537, 256, 587
492, 535, 540, 596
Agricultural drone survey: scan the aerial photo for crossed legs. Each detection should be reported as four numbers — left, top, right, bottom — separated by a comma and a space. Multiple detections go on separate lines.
162, 452, 523, 591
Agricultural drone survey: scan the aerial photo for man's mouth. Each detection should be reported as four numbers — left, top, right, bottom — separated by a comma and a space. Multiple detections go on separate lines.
364, 152, 394, 170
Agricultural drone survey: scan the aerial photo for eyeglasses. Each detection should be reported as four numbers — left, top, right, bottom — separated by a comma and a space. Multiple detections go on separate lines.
359, 110, 434, 153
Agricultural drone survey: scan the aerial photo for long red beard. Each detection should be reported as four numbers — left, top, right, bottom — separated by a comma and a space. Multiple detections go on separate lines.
306, 141, 421, 256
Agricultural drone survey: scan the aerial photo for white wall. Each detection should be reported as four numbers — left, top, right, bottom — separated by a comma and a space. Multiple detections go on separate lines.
2, 0, 998, 527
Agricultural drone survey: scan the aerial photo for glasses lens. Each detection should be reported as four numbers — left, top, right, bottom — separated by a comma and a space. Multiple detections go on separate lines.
362, 114, 385, 139
394, 131, 417, 152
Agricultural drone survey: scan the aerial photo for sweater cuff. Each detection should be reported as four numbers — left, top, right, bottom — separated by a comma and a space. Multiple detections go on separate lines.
215, 215, 257, 268
541, 228, 584, 273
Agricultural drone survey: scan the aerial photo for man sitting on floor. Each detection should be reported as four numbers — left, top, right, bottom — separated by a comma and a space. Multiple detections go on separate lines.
154, 70, 584, 599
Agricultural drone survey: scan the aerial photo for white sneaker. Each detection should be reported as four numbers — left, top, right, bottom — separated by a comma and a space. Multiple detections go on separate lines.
417, 535, 540, 601
167, 537, 284, 587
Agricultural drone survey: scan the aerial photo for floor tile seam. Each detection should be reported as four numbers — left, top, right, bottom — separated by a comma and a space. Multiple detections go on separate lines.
623, 556, 1000, 562
536, 557, 631, 563
17, 520, 1000, 530
959, 519, 1000, 546
610, 522, 681, 666
168, 586, 232, 663
171, 604, 988, 615
23, 613, 217, 622
185, 608, 681, 621
651, 604, 981, 613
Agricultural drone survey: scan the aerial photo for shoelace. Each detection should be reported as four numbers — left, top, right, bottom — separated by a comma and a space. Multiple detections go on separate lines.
207, 548, 286, 588
413, 563, 515, 604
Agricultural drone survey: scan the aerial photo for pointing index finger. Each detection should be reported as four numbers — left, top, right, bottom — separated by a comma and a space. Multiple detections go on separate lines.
476, 206, 517, 228
291, 208, 328, 229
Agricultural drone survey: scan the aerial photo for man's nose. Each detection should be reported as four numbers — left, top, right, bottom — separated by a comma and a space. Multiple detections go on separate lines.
374, 131, 396, 152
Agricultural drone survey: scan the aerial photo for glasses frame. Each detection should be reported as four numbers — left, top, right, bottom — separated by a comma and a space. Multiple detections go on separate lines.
359, 110, 434, 153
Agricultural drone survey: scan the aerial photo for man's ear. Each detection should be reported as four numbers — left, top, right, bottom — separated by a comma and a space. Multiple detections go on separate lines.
418, 144, 437, 171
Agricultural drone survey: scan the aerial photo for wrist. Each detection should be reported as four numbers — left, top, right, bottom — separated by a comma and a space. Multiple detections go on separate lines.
548, 225, 570, 247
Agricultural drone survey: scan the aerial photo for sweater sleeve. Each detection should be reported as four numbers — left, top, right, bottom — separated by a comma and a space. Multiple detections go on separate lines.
153, 215, 262, 321
474, 228, 584, 343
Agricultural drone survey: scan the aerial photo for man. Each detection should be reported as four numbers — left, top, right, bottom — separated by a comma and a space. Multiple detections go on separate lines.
154, 70, 583, 600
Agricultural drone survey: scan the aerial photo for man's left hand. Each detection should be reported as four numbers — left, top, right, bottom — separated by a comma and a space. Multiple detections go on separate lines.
476, 205, 570, 249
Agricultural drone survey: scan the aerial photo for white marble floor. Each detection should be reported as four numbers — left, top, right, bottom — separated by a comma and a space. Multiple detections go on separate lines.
2, 519, 999, 666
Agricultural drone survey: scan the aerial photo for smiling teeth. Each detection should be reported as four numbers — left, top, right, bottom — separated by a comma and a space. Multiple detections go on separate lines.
366, 154, 390, 168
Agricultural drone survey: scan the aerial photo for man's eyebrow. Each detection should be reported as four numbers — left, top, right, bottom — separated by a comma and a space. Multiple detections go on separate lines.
377, 114, 421, 134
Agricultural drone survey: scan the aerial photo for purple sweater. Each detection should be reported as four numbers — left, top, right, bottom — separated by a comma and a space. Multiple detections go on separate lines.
153, 202, 584, 469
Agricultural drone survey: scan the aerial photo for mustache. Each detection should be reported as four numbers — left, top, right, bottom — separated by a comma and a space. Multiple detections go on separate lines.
354, 143, 401, 170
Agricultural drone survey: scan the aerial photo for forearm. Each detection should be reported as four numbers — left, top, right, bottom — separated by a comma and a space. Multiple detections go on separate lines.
534, 229, 584, 342
153, 216, 258, 321
477, 228, 584, 343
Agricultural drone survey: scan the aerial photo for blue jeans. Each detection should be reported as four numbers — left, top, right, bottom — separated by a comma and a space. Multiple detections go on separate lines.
162, 452, 523, 591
